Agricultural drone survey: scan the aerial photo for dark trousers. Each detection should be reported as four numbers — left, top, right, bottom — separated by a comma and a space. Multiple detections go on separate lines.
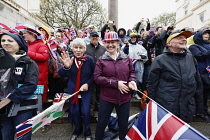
1, 110, 34, 140
48, 74, 65, 99
95, 99, 130, 140
203, 88, 210, 113
90, 83, 100, 117
69, 99, 91, 136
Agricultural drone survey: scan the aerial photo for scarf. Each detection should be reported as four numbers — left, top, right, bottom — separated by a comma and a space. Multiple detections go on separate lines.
70, 55, 87, 104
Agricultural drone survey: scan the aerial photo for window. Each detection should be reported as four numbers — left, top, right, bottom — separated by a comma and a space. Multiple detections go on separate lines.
184, 6, 188, 15
200, 13, 204, 22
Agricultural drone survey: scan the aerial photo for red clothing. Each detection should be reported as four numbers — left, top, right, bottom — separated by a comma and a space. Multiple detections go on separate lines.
28, 39, 49, 102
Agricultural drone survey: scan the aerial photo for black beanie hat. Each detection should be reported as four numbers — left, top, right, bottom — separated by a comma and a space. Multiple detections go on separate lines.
0, 33, 28, 52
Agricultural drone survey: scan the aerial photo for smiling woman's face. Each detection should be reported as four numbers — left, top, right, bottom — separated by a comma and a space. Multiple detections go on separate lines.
105, 40, 119, 54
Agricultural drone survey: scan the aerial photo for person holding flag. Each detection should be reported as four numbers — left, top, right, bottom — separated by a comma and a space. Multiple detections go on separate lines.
0, 33, 39, 140
58, 38, 95, 140
121, 31, 148, 100
94, 32, 137, 140
147, 30, 205, 123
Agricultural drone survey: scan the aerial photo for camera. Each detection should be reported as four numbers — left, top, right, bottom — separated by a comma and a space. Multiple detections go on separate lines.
108, 20, 114, 24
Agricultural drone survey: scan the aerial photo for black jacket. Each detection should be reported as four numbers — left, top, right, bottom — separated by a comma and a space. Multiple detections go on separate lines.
147, 48, 203, 123
85, 43, 106, 63
8, 55, 39, 105
101, 24, 117, 39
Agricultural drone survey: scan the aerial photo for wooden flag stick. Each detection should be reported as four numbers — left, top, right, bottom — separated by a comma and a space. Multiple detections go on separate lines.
137, 89, 153, 101
64, 90, 80, 101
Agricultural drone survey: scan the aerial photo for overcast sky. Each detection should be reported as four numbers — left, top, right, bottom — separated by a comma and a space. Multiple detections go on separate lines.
98, 0, 177, 30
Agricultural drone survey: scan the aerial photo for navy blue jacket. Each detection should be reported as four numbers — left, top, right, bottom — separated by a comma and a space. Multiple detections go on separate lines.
58, 55, 95, 103
189, 30, 210, 75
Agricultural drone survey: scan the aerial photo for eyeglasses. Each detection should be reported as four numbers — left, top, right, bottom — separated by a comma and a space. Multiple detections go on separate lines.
88, 28, 94, 30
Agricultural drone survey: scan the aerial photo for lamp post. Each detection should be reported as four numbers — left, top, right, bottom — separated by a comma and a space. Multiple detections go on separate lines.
108, 0, 118, 27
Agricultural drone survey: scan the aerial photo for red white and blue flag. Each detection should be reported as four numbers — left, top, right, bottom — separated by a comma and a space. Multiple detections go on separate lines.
53, 93, 70, 103
82, 28, 88, 38
16, 120, 33, 140
0, 23, 12, 30
15, 23, 29, 30
125, 100, 209, 140
16, 100, 65, 139
69, 28, 76, 40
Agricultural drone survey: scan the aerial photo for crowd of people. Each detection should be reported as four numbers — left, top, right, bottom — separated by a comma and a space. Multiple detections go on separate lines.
0, 19, 210, 140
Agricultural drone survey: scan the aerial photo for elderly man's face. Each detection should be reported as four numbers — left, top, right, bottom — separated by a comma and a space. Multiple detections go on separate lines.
167, 35, 187, 53
90, 35, 99, 45
88, 26, 94, 33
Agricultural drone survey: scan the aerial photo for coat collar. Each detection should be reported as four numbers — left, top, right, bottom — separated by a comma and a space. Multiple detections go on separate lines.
102, 51, 127, 60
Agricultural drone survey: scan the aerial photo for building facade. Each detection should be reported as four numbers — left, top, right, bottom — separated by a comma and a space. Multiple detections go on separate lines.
13, 0, 40, 13
0, 0, 48, 29
175, 0, 210, 31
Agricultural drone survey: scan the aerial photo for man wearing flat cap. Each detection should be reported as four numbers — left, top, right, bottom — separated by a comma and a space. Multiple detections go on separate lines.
85, 31, 106, 122
147, 31, 204, 123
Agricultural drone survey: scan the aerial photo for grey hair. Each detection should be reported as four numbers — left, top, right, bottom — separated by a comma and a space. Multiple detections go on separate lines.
70, 38, 86, 50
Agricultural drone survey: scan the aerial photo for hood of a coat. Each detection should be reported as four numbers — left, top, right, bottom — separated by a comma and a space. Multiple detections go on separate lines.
117, 28, 126, 37
0, 33, 28, 52
38, 26, 50, 37
193, 30, 210, 50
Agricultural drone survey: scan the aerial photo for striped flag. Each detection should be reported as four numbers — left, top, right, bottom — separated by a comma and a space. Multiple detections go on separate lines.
125, 100, 209, 140
130, 59, 138, 69
53, 93, 70, 103
82, 28, 88, 38
15, 23, 30, 30
16, 100, 65, 140
0, 23, 12, 30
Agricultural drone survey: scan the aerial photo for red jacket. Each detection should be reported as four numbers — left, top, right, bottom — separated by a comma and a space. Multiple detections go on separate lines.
94, 51, 136, 105
28, 39, 49, 102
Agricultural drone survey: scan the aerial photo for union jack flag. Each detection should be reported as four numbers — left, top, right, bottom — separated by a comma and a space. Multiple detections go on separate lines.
125, 100, 208, 140
16, 120, 32, 140
53, 93, 70, 103
69, 28, 76, 40
82, 28, 88, 38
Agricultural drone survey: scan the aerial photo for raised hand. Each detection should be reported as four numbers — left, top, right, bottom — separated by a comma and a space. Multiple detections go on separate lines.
60, 51, 74, 68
